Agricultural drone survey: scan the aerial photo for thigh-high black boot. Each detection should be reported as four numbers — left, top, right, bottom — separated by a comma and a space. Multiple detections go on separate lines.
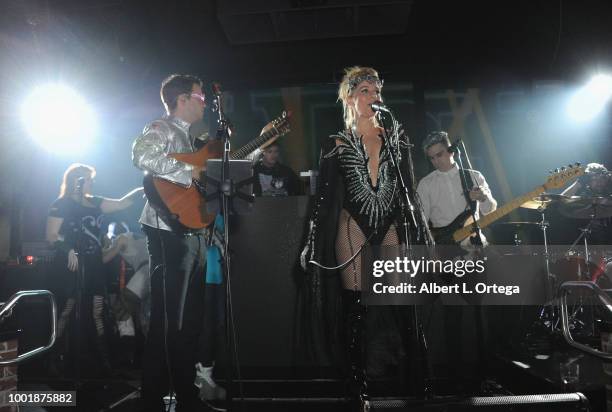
345, 290, 369, 411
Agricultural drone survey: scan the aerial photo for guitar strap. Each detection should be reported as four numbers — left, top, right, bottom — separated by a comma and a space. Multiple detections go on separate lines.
458, 168, 477, 214
458, 168, 486, 246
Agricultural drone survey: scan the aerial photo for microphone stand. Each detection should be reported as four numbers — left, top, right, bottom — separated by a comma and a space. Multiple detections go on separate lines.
453, 141, 483, 246
375, 111, 418, 247
73, 177, 86, 390
452, 139, 483, 231
211, 84, 236, 412
67, 178, 136, 408
452, 140, 488, 384
374, 108, 435, 398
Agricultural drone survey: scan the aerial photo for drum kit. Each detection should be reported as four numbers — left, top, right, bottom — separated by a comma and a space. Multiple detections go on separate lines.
495, 191, 612, 337
495, 193, 612, 284
509, 193, 612, 284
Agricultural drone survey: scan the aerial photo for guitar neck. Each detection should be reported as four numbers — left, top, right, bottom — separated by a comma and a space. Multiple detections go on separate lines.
453, 185, 545, 242
230, 128, 279, 160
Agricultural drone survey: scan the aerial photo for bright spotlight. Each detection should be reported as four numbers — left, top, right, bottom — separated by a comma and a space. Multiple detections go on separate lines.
567, 74, 612, 122
20, 84, 98, 154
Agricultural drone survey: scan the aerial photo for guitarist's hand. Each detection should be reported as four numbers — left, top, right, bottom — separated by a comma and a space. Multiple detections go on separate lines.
192, 165, 204, 181
260, 123, 273, 135
469, 188, 487, 202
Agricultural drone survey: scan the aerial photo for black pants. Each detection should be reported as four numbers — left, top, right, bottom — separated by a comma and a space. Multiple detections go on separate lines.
141, 226, 206, 412
197, 283, 226, 367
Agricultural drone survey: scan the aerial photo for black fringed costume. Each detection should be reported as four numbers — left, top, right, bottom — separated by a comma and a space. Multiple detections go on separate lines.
299, 120, 425, 380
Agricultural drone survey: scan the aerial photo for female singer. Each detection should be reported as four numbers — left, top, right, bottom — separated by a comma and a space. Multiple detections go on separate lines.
301, 67, 426, 402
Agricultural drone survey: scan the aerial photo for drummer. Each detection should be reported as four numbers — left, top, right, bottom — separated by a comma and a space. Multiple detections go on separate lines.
561, 163, 612, 197
560, 162, 612, 247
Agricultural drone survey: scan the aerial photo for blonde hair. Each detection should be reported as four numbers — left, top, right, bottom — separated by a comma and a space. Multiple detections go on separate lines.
59, 163, 96, 198
338, 66, 381, 130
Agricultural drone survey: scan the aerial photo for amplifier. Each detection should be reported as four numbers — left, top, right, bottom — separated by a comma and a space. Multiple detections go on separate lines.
19, 241, 54, 265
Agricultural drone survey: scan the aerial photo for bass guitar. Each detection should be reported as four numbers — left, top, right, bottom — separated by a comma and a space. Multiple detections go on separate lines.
431, 164, 585, 245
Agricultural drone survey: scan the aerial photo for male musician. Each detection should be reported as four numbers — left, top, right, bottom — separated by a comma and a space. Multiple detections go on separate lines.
562, 163, 612, 197
132, 74, 208, 411
416, 131, 497, 245
252, 142, 300, 196
415, 131, 497, 386
561, 162, 612, 245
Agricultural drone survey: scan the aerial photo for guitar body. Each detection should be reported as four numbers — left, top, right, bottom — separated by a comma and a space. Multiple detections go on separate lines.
431, 210, 476, 245
143, 175, 214, 230
142, 112, 292, 231
171, 140, 222, 167
441, 165, 585, 244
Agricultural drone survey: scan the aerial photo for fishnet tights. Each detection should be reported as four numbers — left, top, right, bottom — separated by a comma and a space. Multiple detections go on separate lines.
57, 298, 75, 338
336, 209, 400, 291
56, 296, 106, 338
92, 295, 105, 337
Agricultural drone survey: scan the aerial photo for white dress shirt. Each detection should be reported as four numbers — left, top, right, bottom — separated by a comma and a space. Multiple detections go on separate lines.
416, 164, 497, 229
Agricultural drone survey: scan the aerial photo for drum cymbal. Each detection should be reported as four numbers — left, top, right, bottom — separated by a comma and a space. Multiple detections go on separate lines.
520, 193, 570, 210
559, 196, 612, 219
496, 221, 541, 227
521, 199, 550, 210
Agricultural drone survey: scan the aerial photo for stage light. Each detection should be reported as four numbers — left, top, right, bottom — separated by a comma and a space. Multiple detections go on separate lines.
567, 74, 612, 122
20, 84, 98, 154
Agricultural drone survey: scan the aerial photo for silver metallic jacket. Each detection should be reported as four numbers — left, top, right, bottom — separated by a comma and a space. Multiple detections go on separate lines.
132, 115, 194, 230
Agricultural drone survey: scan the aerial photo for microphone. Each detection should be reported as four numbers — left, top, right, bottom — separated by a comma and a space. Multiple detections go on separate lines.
211, 82, 222, 97
447, 138, 462, 153
371, 101, 392, 113
76, 176, 86, 195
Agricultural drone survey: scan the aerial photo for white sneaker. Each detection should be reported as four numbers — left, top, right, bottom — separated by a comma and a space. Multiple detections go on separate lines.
194, 362, 227, 401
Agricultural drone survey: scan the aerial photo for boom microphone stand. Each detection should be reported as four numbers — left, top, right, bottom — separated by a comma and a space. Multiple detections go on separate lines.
450, 140, 489, 387
373, 106, 435, 398
74, 177, 86, 389
453, 140, 483, 247
210, 82, 240, 412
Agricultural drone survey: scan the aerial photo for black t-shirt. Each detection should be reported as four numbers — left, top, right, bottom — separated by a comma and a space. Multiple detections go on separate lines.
253, 162, 300, 197
49, 196, 104, 255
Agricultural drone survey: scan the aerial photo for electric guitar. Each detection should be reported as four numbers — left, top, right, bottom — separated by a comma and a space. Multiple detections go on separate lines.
431, 164, 585, 244
143, 112, 291, 230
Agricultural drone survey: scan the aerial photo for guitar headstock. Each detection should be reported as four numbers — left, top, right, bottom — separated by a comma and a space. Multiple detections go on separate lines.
257, 111, 292, 151
543, 163, 585, 190
269, 111, 291, 137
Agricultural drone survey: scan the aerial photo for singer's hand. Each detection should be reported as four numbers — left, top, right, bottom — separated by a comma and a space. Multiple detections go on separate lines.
300, 244, 310, 272
469, 188, 487, 202
67, 249, 78, 272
